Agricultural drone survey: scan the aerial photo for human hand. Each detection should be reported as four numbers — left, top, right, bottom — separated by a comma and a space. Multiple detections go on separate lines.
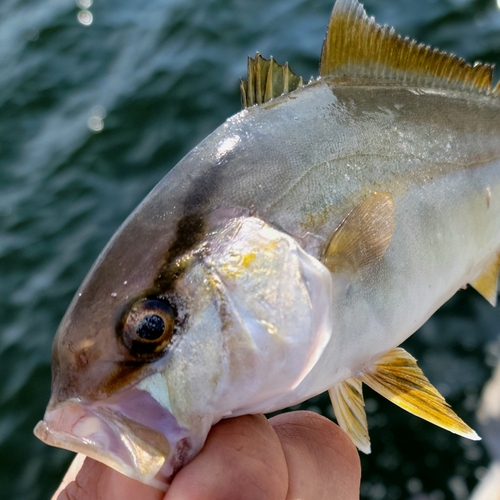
53, 410, 361, 500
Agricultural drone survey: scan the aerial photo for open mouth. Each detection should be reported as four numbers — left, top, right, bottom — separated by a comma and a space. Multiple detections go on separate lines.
34, 387, 193, 491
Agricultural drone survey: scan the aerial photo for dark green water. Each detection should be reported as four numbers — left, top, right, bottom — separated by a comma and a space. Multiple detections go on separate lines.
2, 0, 500, 498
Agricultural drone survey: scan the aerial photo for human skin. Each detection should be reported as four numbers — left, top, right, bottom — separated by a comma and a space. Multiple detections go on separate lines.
53, 411, 361, 500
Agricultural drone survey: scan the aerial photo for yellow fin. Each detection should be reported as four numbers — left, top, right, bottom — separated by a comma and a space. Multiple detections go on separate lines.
240, 53, 304, 109
319, 0, 493, 94
494, 80, 500, 97
329, 378, 371, 454
470, 253, 500, 306
323, 192, 395, 274
360, 348, 480, 440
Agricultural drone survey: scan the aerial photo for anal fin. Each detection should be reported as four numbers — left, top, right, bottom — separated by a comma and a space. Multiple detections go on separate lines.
470, 252, 500, 306
329, 378, 371, 454
360, 348, 480, 440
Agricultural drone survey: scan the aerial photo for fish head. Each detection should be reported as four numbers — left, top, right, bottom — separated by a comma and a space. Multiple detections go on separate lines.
34, 176, 334, 489
34, 195, 203, 490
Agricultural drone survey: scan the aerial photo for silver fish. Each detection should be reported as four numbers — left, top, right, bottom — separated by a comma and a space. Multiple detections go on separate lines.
35, 0, 500, 490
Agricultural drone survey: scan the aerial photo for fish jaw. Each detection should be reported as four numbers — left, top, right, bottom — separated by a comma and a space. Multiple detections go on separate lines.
34, 385, 209, 491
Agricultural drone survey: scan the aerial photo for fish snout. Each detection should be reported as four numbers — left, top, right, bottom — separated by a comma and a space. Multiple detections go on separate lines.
34, 387, 196, 490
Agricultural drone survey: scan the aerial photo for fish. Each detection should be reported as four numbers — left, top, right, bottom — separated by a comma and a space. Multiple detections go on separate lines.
34, 0, 500, 490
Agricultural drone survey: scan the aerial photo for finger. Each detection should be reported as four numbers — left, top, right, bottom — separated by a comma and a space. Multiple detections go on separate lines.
54, 455, 164, 500
166, 414, 288, 500
270, 411, 361, 500
51, 453, 86, 500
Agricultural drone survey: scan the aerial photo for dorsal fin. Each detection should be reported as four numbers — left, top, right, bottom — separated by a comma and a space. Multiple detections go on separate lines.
240, 53, 304, 109
320, 0, 493, 94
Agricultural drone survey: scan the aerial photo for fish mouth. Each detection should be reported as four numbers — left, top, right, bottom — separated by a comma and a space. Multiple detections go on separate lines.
34, 387, 193, 491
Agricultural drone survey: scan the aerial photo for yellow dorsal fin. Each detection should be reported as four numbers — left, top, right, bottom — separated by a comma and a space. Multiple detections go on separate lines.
323, 192, 395, 275
329, 378, 371, 454
470, 252, 500, 306
360, 348, 480, 440
240, 53, 304, 109
319, 0, 493, 94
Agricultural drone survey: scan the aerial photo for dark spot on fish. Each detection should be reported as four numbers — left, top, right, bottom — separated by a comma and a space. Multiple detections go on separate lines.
153, 212, 205, 292
151, 155, 232, 295
170, 214, 205, 259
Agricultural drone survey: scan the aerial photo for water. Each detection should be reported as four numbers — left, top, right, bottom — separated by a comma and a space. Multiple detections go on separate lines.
1, 0, 500, 498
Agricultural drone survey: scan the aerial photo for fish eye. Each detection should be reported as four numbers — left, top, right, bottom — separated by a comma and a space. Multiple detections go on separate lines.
122, 299, 175, 354
137, 314, 166, 340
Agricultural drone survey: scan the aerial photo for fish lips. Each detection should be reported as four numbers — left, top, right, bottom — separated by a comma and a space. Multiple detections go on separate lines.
33, 387, 194, 491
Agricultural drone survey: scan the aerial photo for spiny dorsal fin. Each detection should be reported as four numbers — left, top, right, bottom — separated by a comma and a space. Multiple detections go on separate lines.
320, 0, 493, 94
323, 192, 395, 275
470, 252, 500, 306
360, 348, 480, 440
329, 378, 371, 454
240, 53, 304, 109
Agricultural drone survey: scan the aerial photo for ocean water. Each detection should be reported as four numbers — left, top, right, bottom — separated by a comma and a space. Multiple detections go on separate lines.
1, 0, 500, 498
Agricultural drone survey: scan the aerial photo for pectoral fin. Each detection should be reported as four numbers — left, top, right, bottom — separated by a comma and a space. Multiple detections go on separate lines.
323, 192, 395, 274
329, 378, 371, 454
470, 252, 500, 306
360, 348, 480, 440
